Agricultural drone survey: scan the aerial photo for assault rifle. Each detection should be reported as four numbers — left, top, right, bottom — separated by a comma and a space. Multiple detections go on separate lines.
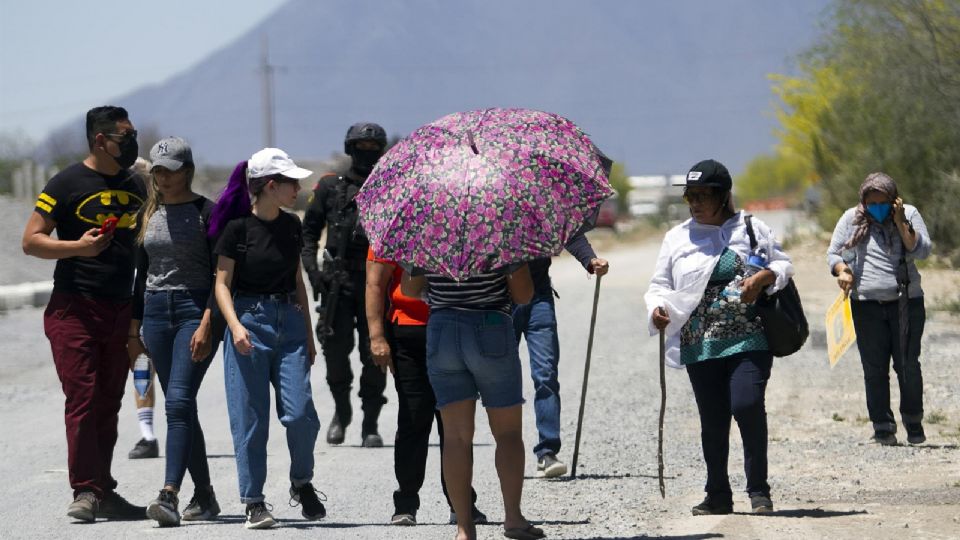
313, 181, 356, 346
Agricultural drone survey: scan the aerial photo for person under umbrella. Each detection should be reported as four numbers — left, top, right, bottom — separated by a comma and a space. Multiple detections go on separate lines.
401, 266, 541, 540
827, 172, 932, 446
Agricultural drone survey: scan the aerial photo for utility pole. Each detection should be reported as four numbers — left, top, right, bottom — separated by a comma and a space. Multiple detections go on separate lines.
260, 35, 275, 148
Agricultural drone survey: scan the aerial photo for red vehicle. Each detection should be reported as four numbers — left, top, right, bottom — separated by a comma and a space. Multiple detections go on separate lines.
595, 195, 619, 228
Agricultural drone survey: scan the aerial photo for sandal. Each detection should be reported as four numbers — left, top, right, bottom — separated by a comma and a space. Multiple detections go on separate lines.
504, 524, 546, 540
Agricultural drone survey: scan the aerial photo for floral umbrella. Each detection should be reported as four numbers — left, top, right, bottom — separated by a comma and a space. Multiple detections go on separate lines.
356, 107, 613, 279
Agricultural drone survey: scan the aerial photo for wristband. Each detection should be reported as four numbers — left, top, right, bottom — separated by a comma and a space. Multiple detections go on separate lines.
128, 334, 140, 338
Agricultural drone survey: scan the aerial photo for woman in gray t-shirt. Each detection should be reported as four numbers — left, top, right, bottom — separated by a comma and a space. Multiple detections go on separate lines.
827, 172, 932, 447
130, 137, 223, 526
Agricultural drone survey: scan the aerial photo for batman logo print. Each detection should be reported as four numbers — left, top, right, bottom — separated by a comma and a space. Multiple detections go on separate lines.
74, 190, 144, 229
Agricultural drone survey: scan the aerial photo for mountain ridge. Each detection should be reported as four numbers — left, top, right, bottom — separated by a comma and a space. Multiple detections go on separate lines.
53, 0, 832, 173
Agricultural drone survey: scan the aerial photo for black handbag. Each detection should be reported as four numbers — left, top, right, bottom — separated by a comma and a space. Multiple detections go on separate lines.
744, 215, 809, 357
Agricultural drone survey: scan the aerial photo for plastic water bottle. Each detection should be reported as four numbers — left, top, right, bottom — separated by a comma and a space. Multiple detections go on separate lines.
133, 355, 151, 399
722, 250, 767, 301
745, 249, 768, 277
722, 275, 744, 301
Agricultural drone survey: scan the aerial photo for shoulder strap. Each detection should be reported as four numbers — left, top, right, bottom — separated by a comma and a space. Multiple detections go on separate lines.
193, 196, 209, 217
744, 214, 758, 250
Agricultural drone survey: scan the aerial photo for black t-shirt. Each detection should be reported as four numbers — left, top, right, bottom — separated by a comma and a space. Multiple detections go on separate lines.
34, 162, 147, 298
215, 211, 303, 294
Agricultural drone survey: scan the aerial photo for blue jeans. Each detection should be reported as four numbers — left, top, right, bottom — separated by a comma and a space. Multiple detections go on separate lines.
513, 291, 561, 459
141, 290, 217, 490
224, 296, 320, 504
426, 308, 524, 409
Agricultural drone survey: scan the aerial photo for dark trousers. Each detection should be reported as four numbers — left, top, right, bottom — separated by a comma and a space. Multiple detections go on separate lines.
141, 290, 217, 489
44, 291, 132, 498
686, 352, 773, 500
320, 277, 386, 423
850, 297, 925, 433
389, 322, 475, 513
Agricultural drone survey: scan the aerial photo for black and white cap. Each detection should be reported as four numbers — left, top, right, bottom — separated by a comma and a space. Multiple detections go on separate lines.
675, 159, 732, 191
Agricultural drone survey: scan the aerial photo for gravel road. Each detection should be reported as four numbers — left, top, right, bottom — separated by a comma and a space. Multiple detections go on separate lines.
1, 220, 958, 539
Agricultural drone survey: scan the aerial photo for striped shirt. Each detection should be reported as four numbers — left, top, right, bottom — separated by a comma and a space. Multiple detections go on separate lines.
425, 272, 511, 314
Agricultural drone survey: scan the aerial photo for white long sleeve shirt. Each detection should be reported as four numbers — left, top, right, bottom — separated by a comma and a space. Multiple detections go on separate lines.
643, 212, 795, 368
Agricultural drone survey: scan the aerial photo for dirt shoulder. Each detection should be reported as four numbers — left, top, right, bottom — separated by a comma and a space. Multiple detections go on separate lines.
645, 232, 960, 540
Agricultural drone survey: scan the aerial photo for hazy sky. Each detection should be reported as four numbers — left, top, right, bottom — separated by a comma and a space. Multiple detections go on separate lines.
0, 0, 286, 141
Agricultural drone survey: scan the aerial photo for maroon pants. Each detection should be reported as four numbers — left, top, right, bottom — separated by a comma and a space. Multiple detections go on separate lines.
44, 291, 132, 498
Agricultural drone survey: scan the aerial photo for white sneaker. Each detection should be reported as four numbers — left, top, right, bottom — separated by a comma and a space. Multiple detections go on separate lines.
536, 453, 568, 478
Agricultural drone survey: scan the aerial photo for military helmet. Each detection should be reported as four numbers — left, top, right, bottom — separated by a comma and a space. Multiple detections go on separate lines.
344, 122, 387, 154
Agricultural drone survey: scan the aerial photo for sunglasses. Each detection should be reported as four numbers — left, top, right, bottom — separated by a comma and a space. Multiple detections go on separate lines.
682, 191, 717, 204
104, 130, 138, 143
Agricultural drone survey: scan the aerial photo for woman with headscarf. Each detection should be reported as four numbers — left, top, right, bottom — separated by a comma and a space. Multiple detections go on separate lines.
827, 172, 932, 446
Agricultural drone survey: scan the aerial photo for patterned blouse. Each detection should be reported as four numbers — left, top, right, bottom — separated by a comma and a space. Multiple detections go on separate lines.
680, 248, 768, 365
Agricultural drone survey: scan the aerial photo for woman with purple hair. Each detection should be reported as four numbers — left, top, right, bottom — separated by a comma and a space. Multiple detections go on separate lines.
827, 172, 932, 446
210, 148, 325, 529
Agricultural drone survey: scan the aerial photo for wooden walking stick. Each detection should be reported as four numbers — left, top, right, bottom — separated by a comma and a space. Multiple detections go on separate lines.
570, 275, 602, 478
658, 327, 666, 498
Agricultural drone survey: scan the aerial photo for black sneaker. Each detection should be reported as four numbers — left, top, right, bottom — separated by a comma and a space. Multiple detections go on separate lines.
244, 502, 276, 530
326, 415, 346, 445
691, 495, 733, 516
362, 432, 384, 448
391, 510, 417, 525
289, 482, 326, 520
66, 491, 98, 522
873, 430, 898, 446
182, 485, 221, 521
750, 494, 774, 513
906, 423, 926, 445
99, 491, 147, 520
448, 505, 488, 524
128, 438, 159, 459
146, 489, 180, 527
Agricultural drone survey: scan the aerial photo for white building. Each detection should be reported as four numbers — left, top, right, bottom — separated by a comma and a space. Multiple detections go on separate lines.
626, 174, 683, 217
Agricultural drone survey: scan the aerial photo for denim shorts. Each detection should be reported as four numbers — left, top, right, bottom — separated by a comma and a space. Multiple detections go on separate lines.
426, 308, 524, 409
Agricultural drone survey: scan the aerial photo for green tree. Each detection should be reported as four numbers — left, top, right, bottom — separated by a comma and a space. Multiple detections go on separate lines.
608, 161, 631, 213
747, 0, 960, 259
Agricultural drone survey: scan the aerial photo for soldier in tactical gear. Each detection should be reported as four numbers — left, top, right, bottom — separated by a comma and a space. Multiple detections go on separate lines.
301, 122, 389, 447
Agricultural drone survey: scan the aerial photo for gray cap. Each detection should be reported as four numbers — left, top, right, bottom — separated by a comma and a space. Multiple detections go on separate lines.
150, 137, 193, 171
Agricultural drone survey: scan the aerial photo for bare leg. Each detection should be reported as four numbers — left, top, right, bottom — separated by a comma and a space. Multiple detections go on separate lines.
486, 404, 530, 530
439, 399, 477, 540
134, 366, 157, 408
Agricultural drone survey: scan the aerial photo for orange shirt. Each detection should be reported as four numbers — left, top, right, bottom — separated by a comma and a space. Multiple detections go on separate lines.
366, 248, 429, 326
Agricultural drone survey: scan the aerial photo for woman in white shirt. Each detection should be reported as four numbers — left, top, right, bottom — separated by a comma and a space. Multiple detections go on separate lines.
644, 159, 794, 516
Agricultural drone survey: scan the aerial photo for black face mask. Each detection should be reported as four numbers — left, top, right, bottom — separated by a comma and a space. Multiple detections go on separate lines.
109, 137, 139, 169
350, 149, 382, 176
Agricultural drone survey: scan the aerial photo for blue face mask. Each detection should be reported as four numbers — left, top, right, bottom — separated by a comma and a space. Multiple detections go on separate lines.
867, 202, 891, 222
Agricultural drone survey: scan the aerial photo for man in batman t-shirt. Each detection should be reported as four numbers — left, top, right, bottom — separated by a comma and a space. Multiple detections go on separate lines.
22, 106, 147, 523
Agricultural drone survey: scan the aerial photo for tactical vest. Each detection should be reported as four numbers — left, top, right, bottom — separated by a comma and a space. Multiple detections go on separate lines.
322, 175, 369, 261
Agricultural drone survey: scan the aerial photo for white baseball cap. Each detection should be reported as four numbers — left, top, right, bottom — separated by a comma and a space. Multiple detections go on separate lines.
247, 147, 313, 179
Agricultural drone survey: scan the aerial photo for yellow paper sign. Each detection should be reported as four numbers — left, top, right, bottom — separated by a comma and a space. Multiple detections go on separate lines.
826, 292, 856, 367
